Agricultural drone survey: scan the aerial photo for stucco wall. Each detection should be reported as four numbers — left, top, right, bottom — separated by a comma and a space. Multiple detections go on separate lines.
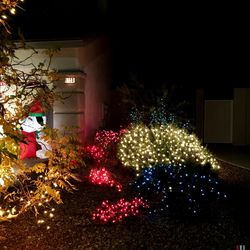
13, 37, 111, 144
77, 36, 112, 143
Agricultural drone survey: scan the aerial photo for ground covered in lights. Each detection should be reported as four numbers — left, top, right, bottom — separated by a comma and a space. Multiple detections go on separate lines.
0, 162, 250, 250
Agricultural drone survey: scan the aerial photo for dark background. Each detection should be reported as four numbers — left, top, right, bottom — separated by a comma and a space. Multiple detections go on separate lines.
10, 0, 250, 88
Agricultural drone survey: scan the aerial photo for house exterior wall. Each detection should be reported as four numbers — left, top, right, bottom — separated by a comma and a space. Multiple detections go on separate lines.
77, 36, 112, 143
53, 72, 85, 141
13, 36, 111, 144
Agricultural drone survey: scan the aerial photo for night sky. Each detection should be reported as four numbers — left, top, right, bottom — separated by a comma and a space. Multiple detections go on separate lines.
10, 0, 250, 88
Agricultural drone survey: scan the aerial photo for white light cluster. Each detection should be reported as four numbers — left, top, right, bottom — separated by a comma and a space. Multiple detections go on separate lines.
117, 124, 220, 172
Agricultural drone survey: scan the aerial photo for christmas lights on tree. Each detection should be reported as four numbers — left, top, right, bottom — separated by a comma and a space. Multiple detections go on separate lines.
92, 197, 149, 223
95, 130, 121, 147
117, 123, 220, 173
89, 167, 122, 192
129, 106, 143, 124
0, 0, 86, 224
0, 136, 20, 189
0, 128, 84, 222
130, 163, 227, 216
84, 129, 127, 165
84, 145, 106, 164
128, 97, 192, 131
149, 97, 169, 125
0, 0, 24, 29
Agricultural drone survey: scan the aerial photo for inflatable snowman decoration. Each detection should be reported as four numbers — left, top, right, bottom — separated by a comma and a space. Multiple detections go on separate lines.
20, 101, 51, 159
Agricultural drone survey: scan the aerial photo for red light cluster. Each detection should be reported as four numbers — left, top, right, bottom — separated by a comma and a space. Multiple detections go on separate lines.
89, 167, 122, 192
95, 130, 120, 149
92, 197, 149, 223
84, 129, 128, 165
84, 145, 105, 163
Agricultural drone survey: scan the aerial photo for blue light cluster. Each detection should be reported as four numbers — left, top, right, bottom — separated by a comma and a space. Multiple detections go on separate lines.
149, 98, 192, 131
129, 106, 143, 124
130, 163, 227, 216
128, 98, 192, 131
150, 98, 168, 125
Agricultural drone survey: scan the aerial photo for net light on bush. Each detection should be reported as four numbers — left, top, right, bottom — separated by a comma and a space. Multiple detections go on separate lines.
92, 197, 149, 223
117, 124, 220, 172
89, 167, 122, 192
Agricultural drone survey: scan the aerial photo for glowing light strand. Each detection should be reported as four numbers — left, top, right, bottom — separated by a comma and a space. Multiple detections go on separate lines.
92, 197, 149, 223
84, 145, 105, 163
117, 123, 220, 172
128, 97, 191, 130
89, 167, 122, 192
130, 163, 227, 215
84, 129, 127, 165
0, 0, 25, 24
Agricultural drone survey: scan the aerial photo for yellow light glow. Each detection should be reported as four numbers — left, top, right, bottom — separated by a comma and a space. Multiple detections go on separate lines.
117, 124, 220, 172
0, 210, 4, 217
64, 77, 76, 84
10, 8, 16, 14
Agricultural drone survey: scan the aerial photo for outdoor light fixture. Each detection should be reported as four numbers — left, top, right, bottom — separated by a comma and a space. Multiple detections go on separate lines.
58, 70, 86, 87
64, 77, 76, 84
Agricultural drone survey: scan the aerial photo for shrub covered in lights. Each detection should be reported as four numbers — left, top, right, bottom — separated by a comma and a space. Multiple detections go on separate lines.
130, 163, 227, 216
89, 167, 122, 192
0, 0, 86, 224
129, 96, 192, 131
92, 197, 149, 223
0, 128, 84, 222
117, 123, 219, 172
0, 0, 24, 29
84, 129, 127, 166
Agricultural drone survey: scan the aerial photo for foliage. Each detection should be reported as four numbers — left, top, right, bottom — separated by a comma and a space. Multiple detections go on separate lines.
84, 129, 127, 167
86, 114, 223, 220
0, 0, 24, 32
114, 77, 194, 128
89, 124, 225, 221
130, 96, 193, 131
117, 123, 220, 172
130, 163, 227, 216
89, 167, 122, 192
0, 1, 85, 223
0, 128, 84, 222
92, 197, 149, 224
